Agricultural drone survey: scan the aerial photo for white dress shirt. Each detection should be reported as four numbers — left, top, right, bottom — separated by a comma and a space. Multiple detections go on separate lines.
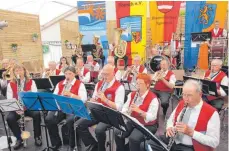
79, 67, 90, 83
163, 70, 176, 86
214, 28, 227, 37
205, 71, 228, 96
92, 78, 125, 111
54, 78, 87, 103
87, 62, 100, 71
122, 90, 159, 123
7, 80, 37, 99
166, 100, 220, 148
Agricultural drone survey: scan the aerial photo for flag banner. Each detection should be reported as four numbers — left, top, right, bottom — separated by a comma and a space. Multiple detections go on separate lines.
115, 1, 146, 65
184, 1, 228, 69
149, 1, 181, 45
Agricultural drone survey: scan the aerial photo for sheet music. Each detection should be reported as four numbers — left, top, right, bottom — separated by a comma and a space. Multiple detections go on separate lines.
0, 98, 23, 112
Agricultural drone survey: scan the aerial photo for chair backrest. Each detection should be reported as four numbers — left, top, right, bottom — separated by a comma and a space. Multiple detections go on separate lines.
172, 70, 184, 81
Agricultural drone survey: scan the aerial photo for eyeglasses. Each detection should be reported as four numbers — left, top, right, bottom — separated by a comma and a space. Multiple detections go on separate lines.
182, 93, 193, 98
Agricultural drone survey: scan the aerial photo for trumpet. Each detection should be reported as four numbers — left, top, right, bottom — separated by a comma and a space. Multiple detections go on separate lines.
2, 65, 13, 80
152, 70, 165, 84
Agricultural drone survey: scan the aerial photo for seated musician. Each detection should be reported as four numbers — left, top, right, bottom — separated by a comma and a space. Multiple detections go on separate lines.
152, 59, 176, 116
210, 20, 227, 38
76, 57, 90, 83
115, 73, 159, 151
6, 64, 42, 150
142, 79, 220, 151
122, 55, 147, 83
86, 55, 100, 71
57, 56, 69, 72
75, 64, 125, 151
0, 58, 10, 96
42, 61, 63, 78
203, 59, 228, 111
109, 42, 128, 70
45, 66, 87, 150
98, 56, 122, 81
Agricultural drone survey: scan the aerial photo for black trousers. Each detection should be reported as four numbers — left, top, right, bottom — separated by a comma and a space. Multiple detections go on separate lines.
76, 117, 111, 151
114, 55, 128, 69
151, 89, 171, 115
115, 121, 158, 151
45, 111, 76, 148
140, 135, 194, 151
6, 111, 41, 140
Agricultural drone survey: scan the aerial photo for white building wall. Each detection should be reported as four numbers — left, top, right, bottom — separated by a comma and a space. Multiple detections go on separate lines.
41, 23, 61, 41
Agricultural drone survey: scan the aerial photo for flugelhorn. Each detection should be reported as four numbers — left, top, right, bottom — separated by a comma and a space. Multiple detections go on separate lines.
152, 70, 165, 84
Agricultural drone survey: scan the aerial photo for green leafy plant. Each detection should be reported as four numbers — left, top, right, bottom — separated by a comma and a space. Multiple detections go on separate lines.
32, 33, 38, 38
11, 43, 18, 47
64, 40, 69, 43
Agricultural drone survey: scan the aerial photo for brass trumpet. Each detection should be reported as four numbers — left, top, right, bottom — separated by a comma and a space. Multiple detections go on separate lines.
2, 65, 13, 80
152, 70, 165, 84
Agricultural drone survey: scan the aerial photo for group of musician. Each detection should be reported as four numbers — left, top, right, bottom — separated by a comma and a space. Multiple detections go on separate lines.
0, 48, 228, 151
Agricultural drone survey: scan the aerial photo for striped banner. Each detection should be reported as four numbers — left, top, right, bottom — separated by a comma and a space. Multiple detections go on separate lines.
149, 1, 181, 45
115, 1, 147, 65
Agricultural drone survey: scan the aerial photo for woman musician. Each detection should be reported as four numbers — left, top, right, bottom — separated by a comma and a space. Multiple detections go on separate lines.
57, 57, 69, 72
6, 64, 42, 150
115, 73, 159, 151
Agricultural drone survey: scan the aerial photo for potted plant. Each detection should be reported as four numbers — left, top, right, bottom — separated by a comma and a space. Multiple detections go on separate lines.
64, 40, 71, 49
11, 43, 18, 51
32, 33, 39, 42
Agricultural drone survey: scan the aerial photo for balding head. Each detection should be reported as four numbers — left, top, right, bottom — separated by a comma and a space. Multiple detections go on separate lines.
160, 59, 169, 71
211, 59, 222, 73
107, 56, 115, 66
87, 55, 93, 63
2, 59, 9, 69
133, 55, 141, 66
48, 61, 57, 70
102, 64, 114, 82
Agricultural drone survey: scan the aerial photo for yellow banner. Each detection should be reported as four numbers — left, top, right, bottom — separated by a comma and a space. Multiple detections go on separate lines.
130, 1, 147, 63
149, 1, 164, 45
203, 1, 228, 31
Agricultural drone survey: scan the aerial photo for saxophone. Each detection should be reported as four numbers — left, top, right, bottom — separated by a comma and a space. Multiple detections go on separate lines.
17, 77, 31, 147
75, 33, 84, 57
167, 103, 188, 150
114, 28, 127, 58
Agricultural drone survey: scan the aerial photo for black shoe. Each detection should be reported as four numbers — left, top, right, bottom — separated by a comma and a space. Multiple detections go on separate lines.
35, 136, 42, 146
13, 139, 23, 150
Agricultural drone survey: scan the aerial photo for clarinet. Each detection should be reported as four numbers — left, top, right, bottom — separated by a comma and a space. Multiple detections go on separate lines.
127, 90, 139, 115
167, 103, 188, 150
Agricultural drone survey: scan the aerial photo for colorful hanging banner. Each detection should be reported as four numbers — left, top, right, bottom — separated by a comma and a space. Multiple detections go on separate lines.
149, 1, 181, 45
184, 1, 228, 69
115, 1, 147, 65
77, 1, 107, 44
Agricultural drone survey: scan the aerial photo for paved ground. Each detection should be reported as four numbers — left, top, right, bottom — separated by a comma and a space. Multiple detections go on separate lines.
0, 95, 228, 151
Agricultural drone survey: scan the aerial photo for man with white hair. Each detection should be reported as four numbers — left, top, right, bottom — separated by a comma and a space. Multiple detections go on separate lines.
122, 55, 147, 83
86, 55, 100, 71
98, 56, 122, 81
203, 59, 228, 111
42, 61, 63, 78
141, 79, 220, 151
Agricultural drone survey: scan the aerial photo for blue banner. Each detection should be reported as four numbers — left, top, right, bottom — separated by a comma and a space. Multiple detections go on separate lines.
184, 1, 206, 69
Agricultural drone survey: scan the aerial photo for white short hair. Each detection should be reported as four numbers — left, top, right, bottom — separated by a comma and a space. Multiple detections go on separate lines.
211, 59, 223, 66
134, 55, 141, 61
183, 79, 202, 93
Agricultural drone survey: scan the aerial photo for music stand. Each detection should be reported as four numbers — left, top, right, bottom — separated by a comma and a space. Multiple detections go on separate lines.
121, 113, 169, 151
19, 92, 60, 151
191, 32, 211, 42
87, 102, 127, 151
221, 85, 228, 96
0, 98, 23, 151
49, 75, 65, 88
33, 78, 53, 90
221, 66, 228, 77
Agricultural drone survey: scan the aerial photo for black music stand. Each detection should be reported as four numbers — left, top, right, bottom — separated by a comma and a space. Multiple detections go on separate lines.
221, 85, 228, 96
221, 66, 228, 76
87, 102, 127, 151
49, 75, 65, 88
0, 98, 23, 151
19, 92, 60, 151
33, 78, 53, 91
191, 32, 211, 42
121, 113, 169, 151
